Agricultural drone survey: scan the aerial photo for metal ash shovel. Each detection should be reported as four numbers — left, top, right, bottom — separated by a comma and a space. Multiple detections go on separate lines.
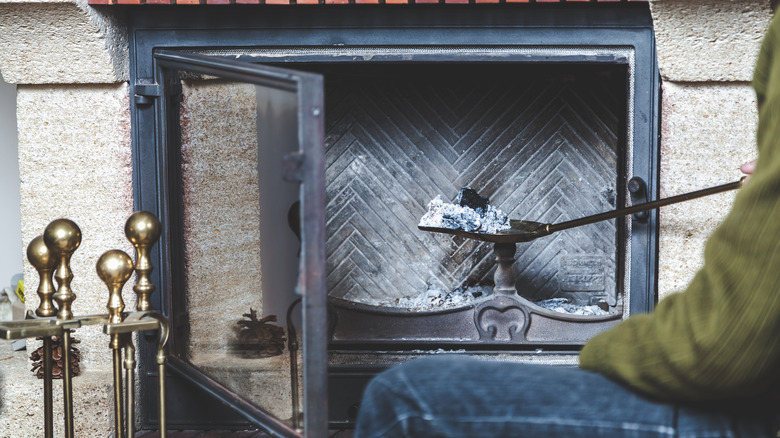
419, 178, 745, 244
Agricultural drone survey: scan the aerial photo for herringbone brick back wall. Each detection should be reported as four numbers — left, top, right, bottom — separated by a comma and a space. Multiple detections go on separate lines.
324, 66, 624, 307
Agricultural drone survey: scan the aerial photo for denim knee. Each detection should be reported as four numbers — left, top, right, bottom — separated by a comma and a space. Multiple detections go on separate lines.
355, 358, 449, 438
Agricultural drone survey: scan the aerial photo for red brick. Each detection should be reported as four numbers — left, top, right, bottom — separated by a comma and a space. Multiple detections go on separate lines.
324, 0, 349, 4
234, 0, 261, 4
414, 0, 439, 3
443, 0, 469, 4
87, 0, 115, 4
144, 0, 173, 4
174, 0, 202, 4
266, 0, 291, 4
297, 0, 320, 4
505, 0, 531, 3
116, 0, 142, 4
535, 0, 562, 2
386, 0, 409, 3
355, 0, 379, 3
476, 0, 499, 3
205, 0, 233, 4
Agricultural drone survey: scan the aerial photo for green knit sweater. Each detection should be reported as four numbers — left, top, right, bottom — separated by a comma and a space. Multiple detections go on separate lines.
579, 12, 780, 402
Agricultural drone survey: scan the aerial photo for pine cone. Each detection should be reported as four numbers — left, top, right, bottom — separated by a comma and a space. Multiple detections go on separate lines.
30, 331, 81, 379
230, 308, 286, 359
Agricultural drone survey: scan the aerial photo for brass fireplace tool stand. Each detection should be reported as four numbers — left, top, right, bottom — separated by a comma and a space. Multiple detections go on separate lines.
0, 212, 169, 438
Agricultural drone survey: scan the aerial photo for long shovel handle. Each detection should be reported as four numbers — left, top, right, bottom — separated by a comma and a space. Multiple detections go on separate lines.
548, 177, 746, 234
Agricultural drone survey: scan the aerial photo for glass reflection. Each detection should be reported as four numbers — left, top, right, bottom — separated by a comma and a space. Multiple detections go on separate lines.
176, 77, 302, 424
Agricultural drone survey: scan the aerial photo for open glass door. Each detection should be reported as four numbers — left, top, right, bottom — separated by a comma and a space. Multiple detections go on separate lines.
153, 50, 327, 438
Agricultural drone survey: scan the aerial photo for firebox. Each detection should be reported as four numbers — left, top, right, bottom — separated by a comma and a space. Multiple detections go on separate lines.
129, 4, 659, 437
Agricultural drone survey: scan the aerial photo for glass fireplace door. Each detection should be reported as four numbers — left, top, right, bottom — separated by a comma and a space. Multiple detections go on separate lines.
154, 50, 327, 438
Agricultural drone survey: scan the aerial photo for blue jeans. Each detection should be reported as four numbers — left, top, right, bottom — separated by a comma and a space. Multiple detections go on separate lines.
354, 356, 780, 438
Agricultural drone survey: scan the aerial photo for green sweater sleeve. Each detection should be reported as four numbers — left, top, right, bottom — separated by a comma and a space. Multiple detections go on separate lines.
580, 13, 780, 402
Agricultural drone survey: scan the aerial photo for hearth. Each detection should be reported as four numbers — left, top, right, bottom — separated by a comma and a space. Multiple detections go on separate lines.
129, 4, 659, 436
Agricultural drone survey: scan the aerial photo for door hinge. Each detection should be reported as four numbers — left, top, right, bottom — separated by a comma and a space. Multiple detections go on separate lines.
134, 83, 183, 106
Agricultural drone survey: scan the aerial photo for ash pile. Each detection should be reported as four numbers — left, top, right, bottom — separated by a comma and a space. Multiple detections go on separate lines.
419, 187, 510, 234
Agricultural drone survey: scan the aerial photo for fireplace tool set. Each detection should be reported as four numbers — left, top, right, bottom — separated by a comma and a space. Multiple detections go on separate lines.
0, 211, 168, 438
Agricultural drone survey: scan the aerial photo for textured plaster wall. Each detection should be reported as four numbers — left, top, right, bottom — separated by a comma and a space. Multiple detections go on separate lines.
0, 0, 131, 434
0, 341, 113, 437
657, 82, 757, 298
649, 0, 770, 300
17, 83, 135, 364
179, 80, 264, 356
0, 0, 127, 84
0, 83, 133, 436
179, 80, 295, 419
649, 0, 771, 82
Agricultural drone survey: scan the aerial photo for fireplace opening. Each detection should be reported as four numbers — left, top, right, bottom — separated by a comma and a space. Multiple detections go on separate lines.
315, 62, 628, 316
284, 59, 635, 352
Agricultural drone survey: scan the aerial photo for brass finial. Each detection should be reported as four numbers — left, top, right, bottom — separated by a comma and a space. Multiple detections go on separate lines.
43, 219, 81, 320
97, 250, 134, 325
125, 211, 161, 312
27, 235, 58, 318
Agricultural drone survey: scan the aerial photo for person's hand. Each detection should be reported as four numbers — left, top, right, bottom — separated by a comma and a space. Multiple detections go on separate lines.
741, 159, 757, 175
741, 159, 757, 183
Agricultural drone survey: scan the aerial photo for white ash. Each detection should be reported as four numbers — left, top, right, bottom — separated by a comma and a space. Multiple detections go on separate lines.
419, 195, 510, 234
535, 298, 610, 316
366, 286, 490, 311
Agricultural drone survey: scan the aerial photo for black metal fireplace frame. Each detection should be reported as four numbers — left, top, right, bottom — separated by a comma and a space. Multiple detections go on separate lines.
128, 4, 659, 435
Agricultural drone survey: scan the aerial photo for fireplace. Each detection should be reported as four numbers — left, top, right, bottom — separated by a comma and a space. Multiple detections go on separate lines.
129, 3, 659, 436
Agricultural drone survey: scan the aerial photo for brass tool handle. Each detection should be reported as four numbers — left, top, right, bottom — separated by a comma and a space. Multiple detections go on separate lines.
125, 211, 165, 437
125, 211, 161, 312
43, 218, 81, 438
43, 219, 81, 321
28, 235, 58, 318
548, 178, 746, 234
27, 235, 59, 438
97, 249, 135, 438
97, 250, 135, 327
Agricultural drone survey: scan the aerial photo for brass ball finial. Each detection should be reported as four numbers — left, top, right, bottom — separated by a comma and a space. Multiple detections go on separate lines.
27, 235, 58, 317
43, 219, 82, 256
97, 250, 134, 326
125, 211, 161, 248
125, 211, 161, 312
43, 219, 82, 320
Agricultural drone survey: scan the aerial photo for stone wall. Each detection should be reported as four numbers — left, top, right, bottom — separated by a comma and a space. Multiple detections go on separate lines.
0, 0, 132, 435
649, 0, 771, 299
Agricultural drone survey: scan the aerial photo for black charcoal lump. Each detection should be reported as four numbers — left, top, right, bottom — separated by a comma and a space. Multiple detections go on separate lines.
458, 187, 489, 215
